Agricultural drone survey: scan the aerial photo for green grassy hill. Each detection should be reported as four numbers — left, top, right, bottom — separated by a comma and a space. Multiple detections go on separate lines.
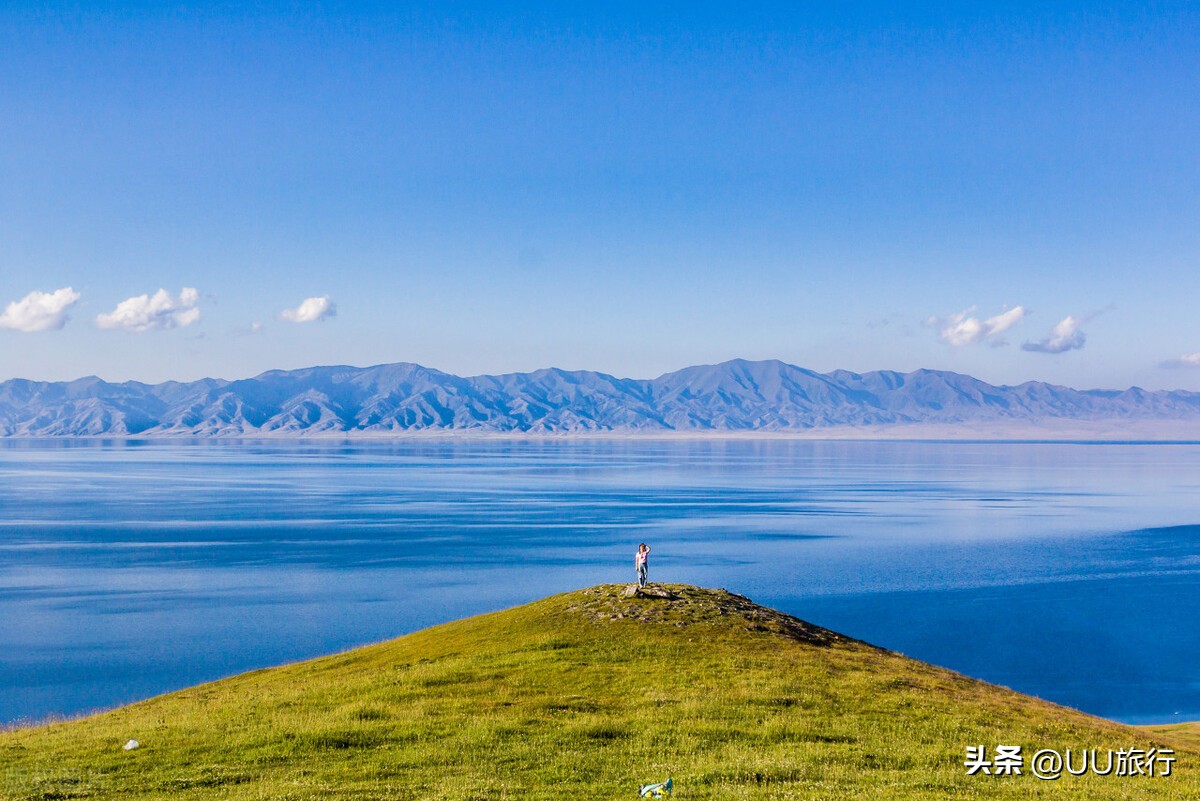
1, 585, 1193, 800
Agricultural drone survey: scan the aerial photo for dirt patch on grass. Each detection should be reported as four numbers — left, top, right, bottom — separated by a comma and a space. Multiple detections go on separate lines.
564, 584, 849, 647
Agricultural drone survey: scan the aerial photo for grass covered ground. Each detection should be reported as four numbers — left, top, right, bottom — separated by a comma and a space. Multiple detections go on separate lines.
1138, 722, 1200, 753
1, 584, 1194, 800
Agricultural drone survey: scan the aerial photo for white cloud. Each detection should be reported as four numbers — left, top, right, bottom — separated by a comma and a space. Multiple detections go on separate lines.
1161, 353, 1200, 369
0, 287, 81, 332
280, 296, 336, 323
928, 305, 1026, 347
1022, 315, 1087, 354
96, 287, 201, 332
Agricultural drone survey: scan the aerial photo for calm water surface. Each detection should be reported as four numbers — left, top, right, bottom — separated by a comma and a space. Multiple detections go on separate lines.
0, 439, 1197, 726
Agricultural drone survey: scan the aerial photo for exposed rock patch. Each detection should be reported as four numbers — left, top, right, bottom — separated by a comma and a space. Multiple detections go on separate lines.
566, 584, 847, 647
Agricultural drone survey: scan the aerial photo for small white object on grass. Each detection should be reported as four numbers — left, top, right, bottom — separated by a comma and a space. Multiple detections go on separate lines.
123, 739, 139, 751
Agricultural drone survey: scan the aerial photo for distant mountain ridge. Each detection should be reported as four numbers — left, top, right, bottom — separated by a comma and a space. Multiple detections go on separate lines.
2, 358, 1199, 437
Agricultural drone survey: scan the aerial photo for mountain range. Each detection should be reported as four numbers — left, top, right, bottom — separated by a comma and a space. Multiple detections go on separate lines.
1, 358, 1198, 437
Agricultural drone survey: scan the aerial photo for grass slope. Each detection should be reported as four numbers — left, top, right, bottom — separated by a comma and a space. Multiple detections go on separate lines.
1138, 723, 1200, 753
1, 585, 1194, 800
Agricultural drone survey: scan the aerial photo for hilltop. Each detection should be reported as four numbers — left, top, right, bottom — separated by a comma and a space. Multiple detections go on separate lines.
2, 359, 1199, 437
0, 585, 1194, 799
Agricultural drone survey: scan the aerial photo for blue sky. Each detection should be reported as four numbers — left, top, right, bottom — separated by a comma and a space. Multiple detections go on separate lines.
1, 2, 1198, 389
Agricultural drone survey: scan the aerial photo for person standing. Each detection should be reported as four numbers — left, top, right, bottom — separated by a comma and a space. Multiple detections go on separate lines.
635, 543, 651, 588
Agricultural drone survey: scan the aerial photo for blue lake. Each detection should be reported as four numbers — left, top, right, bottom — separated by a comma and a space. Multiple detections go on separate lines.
0, 439, 1197, 726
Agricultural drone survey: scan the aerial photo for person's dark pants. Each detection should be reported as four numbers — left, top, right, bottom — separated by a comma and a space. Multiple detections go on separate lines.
637, 564, 648, 587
